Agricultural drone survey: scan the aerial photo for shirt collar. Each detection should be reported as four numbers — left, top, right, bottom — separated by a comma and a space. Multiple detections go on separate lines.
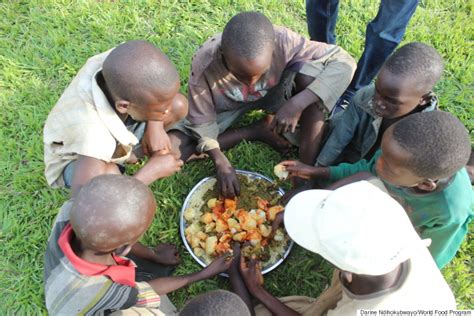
58, 223, 136, 287
91, 69, 139, 147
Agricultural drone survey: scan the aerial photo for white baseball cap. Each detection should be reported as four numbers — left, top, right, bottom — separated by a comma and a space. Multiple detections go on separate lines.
284, 180, 430, 275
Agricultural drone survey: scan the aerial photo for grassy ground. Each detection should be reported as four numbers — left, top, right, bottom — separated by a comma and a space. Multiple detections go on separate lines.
1, 1, 472, 314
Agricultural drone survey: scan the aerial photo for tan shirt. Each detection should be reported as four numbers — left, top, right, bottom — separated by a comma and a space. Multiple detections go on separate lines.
255, 246, 456, 316
327, 246, 456, 314
43, 49, 139, 187
186, 26, 356, 152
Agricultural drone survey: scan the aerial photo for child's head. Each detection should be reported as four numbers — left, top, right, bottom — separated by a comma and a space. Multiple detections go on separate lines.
375, 111, 470, 191
284, 181, 427, 277
179, 290, 251, 316
221, 11, 274, 86
373, 42, 444, 119
70, 174, 156, 256
102, 40, 180, 122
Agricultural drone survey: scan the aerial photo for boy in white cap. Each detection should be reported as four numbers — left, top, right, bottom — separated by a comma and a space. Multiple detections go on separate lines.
234, 180, 456, 315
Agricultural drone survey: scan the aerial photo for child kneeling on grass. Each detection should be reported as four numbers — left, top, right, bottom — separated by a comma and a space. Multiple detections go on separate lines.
280, 111, 473, 269
229, 181, 456, 315
44, 174, 231, 315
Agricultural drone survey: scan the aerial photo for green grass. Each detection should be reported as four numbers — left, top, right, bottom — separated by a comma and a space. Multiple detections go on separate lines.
1, 1, 472, 314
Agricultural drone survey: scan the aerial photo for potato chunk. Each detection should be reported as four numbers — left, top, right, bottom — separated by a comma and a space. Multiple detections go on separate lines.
205, 236, 218, 256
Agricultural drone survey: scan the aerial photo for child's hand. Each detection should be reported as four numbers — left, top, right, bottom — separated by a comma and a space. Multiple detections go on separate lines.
271, 102, 302, 134
203, 254, 233, 278
239, 256, 264, 292
215, 159, 240, 198
280, 160, 317, 180
147, 153, 183, 179
270, 211, 284, 238
142, 121, 171, 156
151, 243, 181, 266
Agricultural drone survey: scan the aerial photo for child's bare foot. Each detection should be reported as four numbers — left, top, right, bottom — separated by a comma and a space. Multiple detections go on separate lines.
256, 115, 293, 155
152, 243, 181, 266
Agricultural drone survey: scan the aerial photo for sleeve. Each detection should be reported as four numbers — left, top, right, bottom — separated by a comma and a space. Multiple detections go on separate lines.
186, 70, 221, 152
134, 281, 161, 308
328, 151, 379, 182
316, 101, 362, 166
187, 81, 217, 125
277, 28, 356, 111
184, 119, 221, 153
420, 214, 471, 269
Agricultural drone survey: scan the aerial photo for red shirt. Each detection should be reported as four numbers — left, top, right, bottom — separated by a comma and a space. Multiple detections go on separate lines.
58, 224, 136, 286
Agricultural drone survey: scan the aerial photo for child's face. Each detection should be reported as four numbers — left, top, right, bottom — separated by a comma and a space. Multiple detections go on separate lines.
126, 81, 180, 122
375, 126, 423, 187
372, 68, 428, 119
224, 44, 273, 87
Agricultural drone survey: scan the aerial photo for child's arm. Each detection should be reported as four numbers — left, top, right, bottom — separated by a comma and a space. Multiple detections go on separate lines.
207, 148, 240, 198
240, 257, 300, 316
141, 121, 171, 156
130, 242, 180, 266
280, 160, 330, 180
419, 217, 469, 269
147, 255, 231, 295
133, 152, 183, 185
71, 154, 183, 197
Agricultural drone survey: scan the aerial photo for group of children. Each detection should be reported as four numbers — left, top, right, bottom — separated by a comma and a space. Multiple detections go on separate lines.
42, 11, 472, 315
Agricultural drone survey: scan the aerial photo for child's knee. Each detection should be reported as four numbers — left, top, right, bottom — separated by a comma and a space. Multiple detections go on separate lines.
294, 73, 316, 93
169, 93, 189, 123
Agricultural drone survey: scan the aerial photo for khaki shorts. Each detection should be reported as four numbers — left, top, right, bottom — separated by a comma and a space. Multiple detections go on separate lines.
172, 70, 301, 145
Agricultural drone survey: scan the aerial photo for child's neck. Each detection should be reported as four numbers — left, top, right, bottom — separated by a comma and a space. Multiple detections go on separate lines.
71, 235, 117, 266
96, 71, 128, 122
344, 262, 406, 295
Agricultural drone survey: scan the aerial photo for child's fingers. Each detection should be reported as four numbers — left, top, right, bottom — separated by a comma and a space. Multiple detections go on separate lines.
142, 142, 150, 157
240, 253, 250, 270
290, 122, 297, 134
279, 160, 297, 166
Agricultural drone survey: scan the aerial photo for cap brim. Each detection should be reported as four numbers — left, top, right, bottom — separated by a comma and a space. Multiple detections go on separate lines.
284, 189, 331, 254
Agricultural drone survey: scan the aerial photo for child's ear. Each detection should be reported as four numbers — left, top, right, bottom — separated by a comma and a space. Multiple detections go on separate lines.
418, 93, 431, 106
115, 100, 130, 114
415, 179, 437, 192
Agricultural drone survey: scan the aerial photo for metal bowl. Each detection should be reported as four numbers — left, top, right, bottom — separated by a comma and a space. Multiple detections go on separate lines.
179, 170, 294, 275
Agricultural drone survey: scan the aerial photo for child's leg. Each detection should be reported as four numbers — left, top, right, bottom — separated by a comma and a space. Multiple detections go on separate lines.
293, 73, 326, 165
168, 129, 200, 162
216, 115, 292, 155
163, 93, 189, 129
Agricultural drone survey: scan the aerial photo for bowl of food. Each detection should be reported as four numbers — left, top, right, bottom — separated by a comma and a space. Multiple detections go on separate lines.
180, 170, 293, 275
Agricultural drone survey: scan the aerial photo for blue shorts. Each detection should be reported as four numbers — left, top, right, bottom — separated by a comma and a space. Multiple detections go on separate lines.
62, 120, 146, 188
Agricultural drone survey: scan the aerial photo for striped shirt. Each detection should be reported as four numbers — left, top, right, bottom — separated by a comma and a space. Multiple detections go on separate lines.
44, 201, 164, 315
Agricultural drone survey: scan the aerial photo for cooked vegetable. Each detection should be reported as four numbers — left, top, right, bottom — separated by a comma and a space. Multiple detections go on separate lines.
185, 174, 290, 268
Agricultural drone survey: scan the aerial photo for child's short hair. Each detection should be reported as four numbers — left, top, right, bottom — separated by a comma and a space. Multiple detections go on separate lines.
102, 40, 179, 105
70, 174, 155, 250
179, 290, 251, 316
392, 111, 470, 179
384, 42, 444, 91
221, 11, 274, 58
